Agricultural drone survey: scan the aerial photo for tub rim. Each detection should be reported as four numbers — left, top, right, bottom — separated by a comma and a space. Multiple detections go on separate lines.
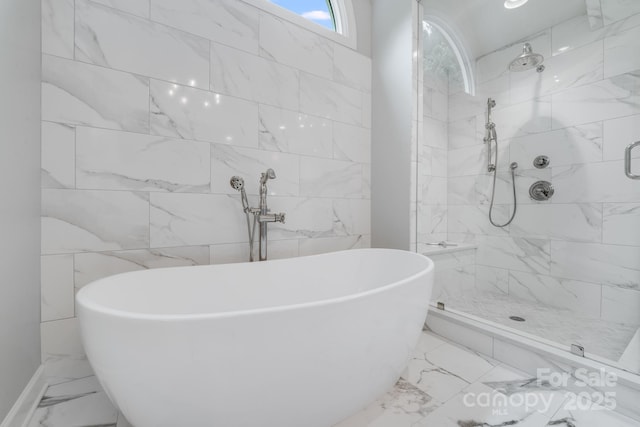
76, 248, 434, 322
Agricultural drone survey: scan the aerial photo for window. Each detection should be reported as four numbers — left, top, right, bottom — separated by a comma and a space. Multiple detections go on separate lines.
269, 0, 337, 31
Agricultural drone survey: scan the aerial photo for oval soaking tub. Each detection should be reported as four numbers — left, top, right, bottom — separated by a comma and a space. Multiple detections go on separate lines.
76, 248, 434, 427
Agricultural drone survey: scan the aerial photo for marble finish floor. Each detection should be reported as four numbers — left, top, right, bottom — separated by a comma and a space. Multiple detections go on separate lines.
27, 331, 640, 427
435, 290, 639, 364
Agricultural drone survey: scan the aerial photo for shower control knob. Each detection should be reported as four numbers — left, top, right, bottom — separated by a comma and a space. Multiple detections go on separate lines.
533, 155, 550, 169
529, 181, 554, 201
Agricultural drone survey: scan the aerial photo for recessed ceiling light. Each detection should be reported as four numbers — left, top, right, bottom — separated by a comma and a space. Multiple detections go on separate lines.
504, 0, 529, 9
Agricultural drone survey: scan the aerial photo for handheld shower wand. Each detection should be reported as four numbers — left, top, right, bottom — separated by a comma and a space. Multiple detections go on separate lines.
230, 176, 250, 213
484, 98, 518, 228
230, 176, 256, 261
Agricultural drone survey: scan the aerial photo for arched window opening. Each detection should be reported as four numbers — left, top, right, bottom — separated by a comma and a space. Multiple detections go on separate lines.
270, 0, 338, 31
423, 16, 476, 95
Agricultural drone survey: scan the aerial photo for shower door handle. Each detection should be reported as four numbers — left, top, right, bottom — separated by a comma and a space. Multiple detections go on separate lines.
625, 141, 640, 180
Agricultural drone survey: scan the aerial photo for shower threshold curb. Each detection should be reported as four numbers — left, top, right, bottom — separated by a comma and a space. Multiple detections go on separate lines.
426, 307, 640, 421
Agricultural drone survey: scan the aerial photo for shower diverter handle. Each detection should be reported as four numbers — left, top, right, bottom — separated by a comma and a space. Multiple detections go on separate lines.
625, 141, 640, 180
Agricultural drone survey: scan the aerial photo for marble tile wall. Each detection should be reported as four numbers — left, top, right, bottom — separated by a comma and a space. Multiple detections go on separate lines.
446, 8, 640, 327
40, 0, 371, 368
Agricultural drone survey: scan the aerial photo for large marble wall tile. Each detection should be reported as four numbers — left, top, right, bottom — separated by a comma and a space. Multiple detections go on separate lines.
333, 43, 372, 93
300, 157, 362, 198
74, 247, 209, 289
259, 13, 333, 80
150, 193, 246, 247
508, 271, 602, 318
259, 104, 332, 158
475, 265, 509, 294
510, 203, 603, 242
265, 197, 336, 240
603, 203, 640, 246
552, 12, 640, 56
552, 161, 640, 203
551, 72, 640, 128
603, 113, 640, 161
602, 0, 640, 26
448, 142, 509, 178
41, 254, 74, 322
604, 25, 640, 78
75, 0, 209, 89
42, 54, 150, 132
449, 76, 509, 122
431, 87, 448, 122
489, 96, 552, 141
448, 116, 479, 150
42, 0, 74, 58
298, 235, 365, 256
76, 127, 211, 192
332, 122, 371, 163
150, 79, 258, 147
552, 15, 604, 56
430, 148, 447, 178
476, 236, 551, 275
550, 241, 640, 289
211, 144, 300, 196
210, 240, 299, 264
41, 122, 75, 189
91, 0, 149, 18
210, 242, 249, 264
447, 205, 510, 236
299, 73, 363, 126
423, 117, 448, 150
210, 42, 299, 111
362, 92, 372, 130
42, 189, 149, 254
448, 174, 511, 206
150, 0, 259, 54
601, 285, 640, 324
333, 199, 371, 236
510, 40, 604, 104
420, 176, 447, 206
510, 123, 603, 169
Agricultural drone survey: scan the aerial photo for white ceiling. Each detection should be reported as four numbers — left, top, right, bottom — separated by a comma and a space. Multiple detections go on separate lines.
422, 0, 587, 59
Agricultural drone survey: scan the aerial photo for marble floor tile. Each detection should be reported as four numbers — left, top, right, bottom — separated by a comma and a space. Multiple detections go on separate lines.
27, 376, 118, 427
548, 404, 640, 426
27, 331, 640, 427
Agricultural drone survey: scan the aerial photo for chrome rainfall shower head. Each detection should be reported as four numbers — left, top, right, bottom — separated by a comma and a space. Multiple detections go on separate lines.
509, 43, 545, 72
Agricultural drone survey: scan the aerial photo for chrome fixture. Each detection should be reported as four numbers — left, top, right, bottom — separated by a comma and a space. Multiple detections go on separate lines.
625, 141, 640, 179
504, 0, 529, 9
424, 241, 458, 248
230, 176, 257, 261
230, 169, 285, 262
529, 181, 555, 201
571, 344, 585, 357
484, 98, 518, 228
533, 155, 550, 169
509, 43, 545, 73
484, 98, 497, 172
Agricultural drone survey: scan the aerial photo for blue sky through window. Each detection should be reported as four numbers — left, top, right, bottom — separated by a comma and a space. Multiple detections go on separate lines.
269, 0, 336, 30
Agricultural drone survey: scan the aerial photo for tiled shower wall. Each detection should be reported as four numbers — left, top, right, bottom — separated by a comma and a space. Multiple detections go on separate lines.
40, 0, 371, 381
447, 8, 640, 326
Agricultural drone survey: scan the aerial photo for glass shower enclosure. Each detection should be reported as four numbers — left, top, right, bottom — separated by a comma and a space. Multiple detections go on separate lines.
415, 0, 640, 375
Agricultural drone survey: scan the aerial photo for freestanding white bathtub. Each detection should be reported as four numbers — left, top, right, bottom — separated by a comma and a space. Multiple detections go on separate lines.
76, 248, 434, 427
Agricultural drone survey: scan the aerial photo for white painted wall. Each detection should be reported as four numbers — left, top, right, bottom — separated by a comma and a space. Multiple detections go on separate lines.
371, 0, 414, 249
0, 0, 42, 420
